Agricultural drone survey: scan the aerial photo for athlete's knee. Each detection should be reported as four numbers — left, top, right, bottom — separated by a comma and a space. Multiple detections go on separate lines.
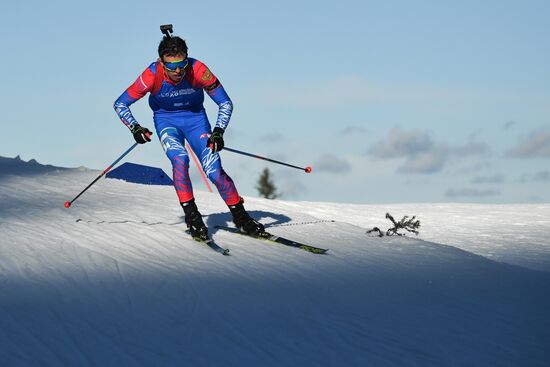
209, 169, 236, 189
171, 154, 190, 169
164, 141, 188, 166
160, 127, 186, 161
206, 169, 221, 184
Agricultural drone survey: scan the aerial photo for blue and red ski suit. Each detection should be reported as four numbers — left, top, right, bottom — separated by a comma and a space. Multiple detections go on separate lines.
114, 58, 240, 205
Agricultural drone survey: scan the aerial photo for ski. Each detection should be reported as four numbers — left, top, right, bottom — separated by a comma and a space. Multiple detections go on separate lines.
185, 230, 230, 255
215, 225, 328, 254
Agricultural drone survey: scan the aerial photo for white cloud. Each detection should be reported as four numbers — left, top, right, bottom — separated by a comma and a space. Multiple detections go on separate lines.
446, 188, 501, 198
508, 130, 550, 158
452, 141, 490, 157
259, 132, 286, 143
339, 126, 369, 136
250, 77, 549, 110
471, 174, 506, 184
503, 120, 516, 130
518, 170, 550, 183
367, 128, 435, 158
366, 127, 491, 174
313, 154, 352, 174
534, 170, 550, 182
398, 152, 447, 174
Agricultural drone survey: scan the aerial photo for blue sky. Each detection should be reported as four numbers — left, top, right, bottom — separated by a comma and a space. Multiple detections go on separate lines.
1, 0, 549, 204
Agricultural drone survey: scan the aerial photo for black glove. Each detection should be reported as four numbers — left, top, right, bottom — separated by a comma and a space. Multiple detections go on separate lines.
131, 124, 153, 144
207, 127, 225, 152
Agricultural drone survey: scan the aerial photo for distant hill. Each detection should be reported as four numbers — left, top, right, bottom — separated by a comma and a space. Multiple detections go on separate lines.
0, 155, 88, 177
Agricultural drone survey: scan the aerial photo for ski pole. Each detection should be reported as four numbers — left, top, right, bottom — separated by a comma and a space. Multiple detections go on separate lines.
224, 147, 312, 173
64, 141, 141, 208
186, 143, 213, 193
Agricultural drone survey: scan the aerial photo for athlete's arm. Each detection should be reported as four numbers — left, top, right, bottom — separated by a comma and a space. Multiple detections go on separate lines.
113, 64, 156, 131
206, 81, 233, 131
193, 61, 233, 131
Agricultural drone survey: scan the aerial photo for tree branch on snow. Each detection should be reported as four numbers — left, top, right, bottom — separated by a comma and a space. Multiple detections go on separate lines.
366, 213, 421, 237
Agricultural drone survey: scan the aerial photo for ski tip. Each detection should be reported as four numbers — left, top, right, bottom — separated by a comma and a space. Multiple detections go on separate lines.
302, 246, 329, 254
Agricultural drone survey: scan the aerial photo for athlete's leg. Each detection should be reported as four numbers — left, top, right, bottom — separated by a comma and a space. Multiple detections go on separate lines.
157, 125, 194, 203
186, 120, 264, 235
185, 118, 241, 206
156, 122, 209, 237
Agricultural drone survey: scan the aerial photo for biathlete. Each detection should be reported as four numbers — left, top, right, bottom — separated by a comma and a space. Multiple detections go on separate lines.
113, 33, 264, 240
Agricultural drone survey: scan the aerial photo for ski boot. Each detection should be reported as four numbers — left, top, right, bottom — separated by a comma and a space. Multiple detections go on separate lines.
181, 199, 208, 241
228, 198, 265, 236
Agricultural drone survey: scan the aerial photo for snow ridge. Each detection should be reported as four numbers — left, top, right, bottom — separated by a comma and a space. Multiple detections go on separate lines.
0, 160, 549, 366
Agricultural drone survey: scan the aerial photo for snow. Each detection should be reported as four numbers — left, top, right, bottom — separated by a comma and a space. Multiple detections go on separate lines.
1, 157, 549, 366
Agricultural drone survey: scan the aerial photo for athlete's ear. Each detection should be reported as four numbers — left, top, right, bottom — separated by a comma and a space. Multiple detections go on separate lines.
157, 57, 163, 65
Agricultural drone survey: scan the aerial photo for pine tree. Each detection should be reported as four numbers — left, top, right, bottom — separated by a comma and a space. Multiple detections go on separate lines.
256, 167, 280, 199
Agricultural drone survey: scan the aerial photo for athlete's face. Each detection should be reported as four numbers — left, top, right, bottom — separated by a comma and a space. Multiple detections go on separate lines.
161, 53, 188, 83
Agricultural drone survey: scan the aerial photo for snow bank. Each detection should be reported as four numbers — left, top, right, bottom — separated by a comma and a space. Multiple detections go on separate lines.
1, 158, 549, 366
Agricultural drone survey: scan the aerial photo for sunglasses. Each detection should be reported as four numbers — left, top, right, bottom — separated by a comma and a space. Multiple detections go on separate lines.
163, 58, 188, 72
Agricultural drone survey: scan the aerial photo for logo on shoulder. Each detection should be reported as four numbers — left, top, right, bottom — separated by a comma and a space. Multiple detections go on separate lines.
201, 69, 213, 82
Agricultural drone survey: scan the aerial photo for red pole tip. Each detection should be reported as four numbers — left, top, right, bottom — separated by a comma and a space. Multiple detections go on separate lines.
305, 166, 312, 173
64, 201, 71, 208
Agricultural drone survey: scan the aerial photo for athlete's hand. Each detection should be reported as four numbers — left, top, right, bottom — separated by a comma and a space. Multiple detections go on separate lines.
207, 127, 225, 152
131, 124, 153, 144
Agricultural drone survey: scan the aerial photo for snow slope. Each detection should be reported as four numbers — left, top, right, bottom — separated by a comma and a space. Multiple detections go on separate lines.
1, 157, 549, 366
